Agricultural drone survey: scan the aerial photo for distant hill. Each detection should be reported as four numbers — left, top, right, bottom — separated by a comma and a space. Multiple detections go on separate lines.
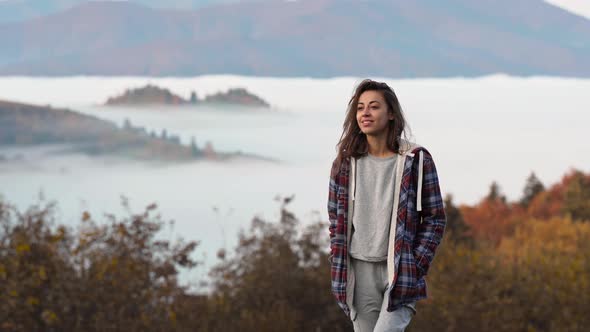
0, 99, 270, 162
106, 85, 187, 106
0, 0, 589, 77
0, 0, 236, 23
203, 88, 270, 107
105, 84, 270, 107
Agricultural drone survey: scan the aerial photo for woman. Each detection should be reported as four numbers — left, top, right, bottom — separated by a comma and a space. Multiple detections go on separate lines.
328, 79, 446, 332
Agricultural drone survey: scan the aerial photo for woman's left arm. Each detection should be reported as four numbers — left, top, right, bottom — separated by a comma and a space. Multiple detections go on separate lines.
413, 151, 447, 279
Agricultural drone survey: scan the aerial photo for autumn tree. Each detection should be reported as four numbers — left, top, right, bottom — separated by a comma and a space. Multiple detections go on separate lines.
0, 196, 199, 332
3, 168, 590, 332
495, 216, 590, 331
409, 215, 590, 332
461, 199, 518, 246
562, 170, 590, 221
203, 196, 351, 332
527, 169, 590, 221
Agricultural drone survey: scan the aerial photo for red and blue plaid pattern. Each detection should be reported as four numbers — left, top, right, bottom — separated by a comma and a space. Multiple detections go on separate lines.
328, 147, 446, 316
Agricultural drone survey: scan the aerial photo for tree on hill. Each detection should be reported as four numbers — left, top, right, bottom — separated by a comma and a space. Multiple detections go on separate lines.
520, 172, 545, 207
190, 136, 200, 157
190, 91, 199, 104
486, 181, 506, 203
123, 118, 132, 130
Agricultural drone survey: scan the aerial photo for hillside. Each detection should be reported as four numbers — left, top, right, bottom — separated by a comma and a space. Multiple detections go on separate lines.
0, 99, 269, 161
0, 0, 589, 77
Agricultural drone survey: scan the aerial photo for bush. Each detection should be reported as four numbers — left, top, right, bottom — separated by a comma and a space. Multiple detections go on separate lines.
0, 196, 198, 332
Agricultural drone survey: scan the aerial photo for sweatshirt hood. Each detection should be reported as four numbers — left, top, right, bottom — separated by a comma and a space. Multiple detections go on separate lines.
398, 138, 426, 212
398, 138, 423, 156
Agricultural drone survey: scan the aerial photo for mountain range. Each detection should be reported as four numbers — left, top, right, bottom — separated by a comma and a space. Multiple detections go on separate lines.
0, 0, 589, 78
0, 0, 240, 23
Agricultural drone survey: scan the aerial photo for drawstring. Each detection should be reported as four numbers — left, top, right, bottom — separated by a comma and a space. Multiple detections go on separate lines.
417, 151, 424, 212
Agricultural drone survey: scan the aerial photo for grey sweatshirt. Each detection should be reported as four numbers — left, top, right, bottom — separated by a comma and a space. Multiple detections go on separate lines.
349, 153, 398, 262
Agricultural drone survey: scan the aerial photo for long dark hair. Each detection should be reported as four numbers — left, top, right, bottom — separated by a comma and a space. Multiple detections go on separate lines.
334, 79, 409, 171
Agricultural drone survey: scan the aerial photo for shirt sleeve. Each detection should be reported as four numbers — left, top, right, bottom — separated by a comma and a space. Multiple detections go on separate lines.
412, 150, 446, 278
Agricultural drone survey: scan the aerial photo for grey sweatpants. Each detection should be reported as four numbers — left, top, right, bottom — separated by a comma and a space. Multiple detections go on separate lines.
351, 258, 416, 332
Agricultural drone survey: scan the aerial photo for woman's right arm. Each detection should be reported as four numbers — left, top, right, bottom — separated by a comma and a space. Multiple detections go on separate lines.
327, 160, 340, 263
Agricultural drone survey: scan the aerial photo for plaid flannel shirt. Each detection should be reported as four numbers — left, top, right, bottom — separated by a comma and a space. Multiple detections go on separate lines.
328, 145, 446, 317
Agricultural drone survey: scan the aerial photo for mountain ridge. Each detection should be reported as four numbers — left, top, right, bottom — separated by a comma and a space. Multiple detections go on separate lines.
1, 0, 589, 78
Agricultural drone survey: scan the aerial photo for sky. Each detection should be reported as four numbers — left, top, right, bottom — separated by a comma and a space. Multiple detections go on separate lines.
545, 0, 590, 19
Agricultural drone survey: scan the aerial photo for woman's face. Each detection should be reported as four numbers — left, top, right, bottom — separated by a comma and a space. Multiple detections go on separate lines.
356, 90, 393, 137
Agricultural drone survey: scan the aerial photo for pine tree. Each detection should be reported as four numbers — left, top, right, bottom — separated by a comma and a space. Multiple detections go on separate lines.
443, 194, 473, 246
487, 181, 506, 203
520, 172, 545, 207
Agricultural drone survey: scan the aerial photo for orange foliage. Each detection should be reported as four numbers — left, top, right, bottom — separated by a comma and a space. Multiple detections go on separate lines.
526, 173, 568, 219
461, 169, 590, 247
526, 187, 563, 220
460, 199, 524, 247
527, 168, 590, 221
